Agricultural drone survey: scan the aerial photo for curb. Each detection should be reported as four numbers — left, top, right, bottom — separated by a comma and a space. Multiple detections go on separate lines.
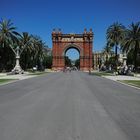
0, 75, 36, 86
102, 76, 140, 90
115, 80, 140, 90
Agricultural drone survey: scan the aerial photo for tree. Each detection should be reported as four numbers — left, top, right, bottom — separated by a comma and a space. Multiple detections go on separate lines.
75, 59, 80, 69
19, 32, 34, 70
30, 35, 46, 70
65, 56, 72, 67
121, 22, 140, 71
0, 19, 19, 45
0, 19, 20, 71
107, 22, 125, 70
43, 55, 52, 69
103, 43, 113, 61
20, 34, 45, 70
0, 18, 50, 71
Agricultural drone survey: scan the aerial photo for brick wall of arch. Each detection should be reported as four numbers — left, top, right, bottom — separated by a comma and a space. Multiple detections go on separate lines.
52, 29, 93, 71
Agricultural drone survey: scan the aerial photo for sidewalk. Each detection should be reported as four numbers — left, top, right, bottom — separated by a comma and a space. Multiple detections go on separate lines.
102, 75, 140, 81
0, 73, 36, 80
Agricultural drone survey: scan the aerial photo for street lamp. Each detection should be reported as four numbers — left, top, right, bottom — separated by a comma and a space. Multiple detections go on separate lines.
11, 46, 23, 74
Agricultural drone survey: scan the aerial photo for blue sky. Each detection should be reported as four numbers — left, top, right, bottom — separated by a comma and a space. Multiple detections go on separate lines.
0, 0, 140, 59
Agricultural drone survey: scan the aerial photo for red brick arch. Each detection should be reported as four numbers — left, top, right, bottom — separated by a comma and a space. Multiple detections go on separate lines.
52, 29, 93, 71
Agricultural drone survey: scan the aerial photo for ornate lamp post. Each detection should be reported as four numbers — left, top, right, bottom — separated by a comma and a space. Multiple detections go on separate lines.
11, 46, 23, 74
9, 41, 24, 74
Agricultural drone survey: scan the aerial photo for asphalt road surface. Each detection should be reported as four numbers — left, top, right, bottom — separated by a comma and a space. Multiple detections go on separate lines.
0, 72, 140, 140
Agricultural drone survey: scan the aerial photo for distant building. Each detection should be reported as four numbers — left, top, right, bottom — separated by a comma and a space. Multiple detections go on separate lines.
93, 50, 128, 70
43, 47, 52, 56
93, 51, 102, 70
93, 51, 112, 69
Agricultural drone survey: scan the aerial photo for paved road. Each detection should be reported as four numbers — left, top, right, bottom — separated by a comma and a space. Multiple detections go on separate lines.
0, 72, 140, 140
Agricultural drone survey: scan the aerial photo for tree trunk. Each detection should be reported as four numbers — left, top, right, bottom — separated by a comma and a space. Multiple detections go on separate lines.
115, 45, 118, 71
134, 45, 137, 72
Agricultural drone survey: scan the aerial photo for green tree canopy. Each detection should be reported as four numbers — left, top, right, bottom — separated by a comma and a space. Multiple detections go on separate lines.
106, 22, 125, 70
121, 22, 140, 71
0, 19, 20, 71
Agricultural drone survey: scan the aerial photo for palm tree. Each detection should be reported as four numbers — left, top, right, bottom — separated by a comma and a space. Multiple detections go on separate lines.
19, 32, 33, 69
0, 19, 49, 71
107, 22, 125, 70
102, 43, 114, 69
0, 19, 19, 45
103, 43, 113, 61
30, 35, 45, 70
19, 32, 33, 52
0, 19, 20, 71
121, 22, 140, 71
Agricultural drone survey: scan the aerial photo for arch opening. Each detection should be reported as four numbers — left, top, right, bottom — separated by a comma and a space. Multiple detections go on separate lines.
64, 47, 80, 70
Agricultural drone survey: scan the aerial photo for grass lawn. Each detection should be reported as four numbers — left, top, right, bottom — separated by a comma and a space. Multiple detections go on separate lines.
91, 71, 114, 76
119, 80, 140, 88
0, 79, 16, 84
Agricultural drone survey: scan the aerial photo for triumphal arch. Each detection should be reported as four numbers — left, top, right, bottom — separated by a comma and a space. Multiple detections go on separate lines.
52, 29, 93, 71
